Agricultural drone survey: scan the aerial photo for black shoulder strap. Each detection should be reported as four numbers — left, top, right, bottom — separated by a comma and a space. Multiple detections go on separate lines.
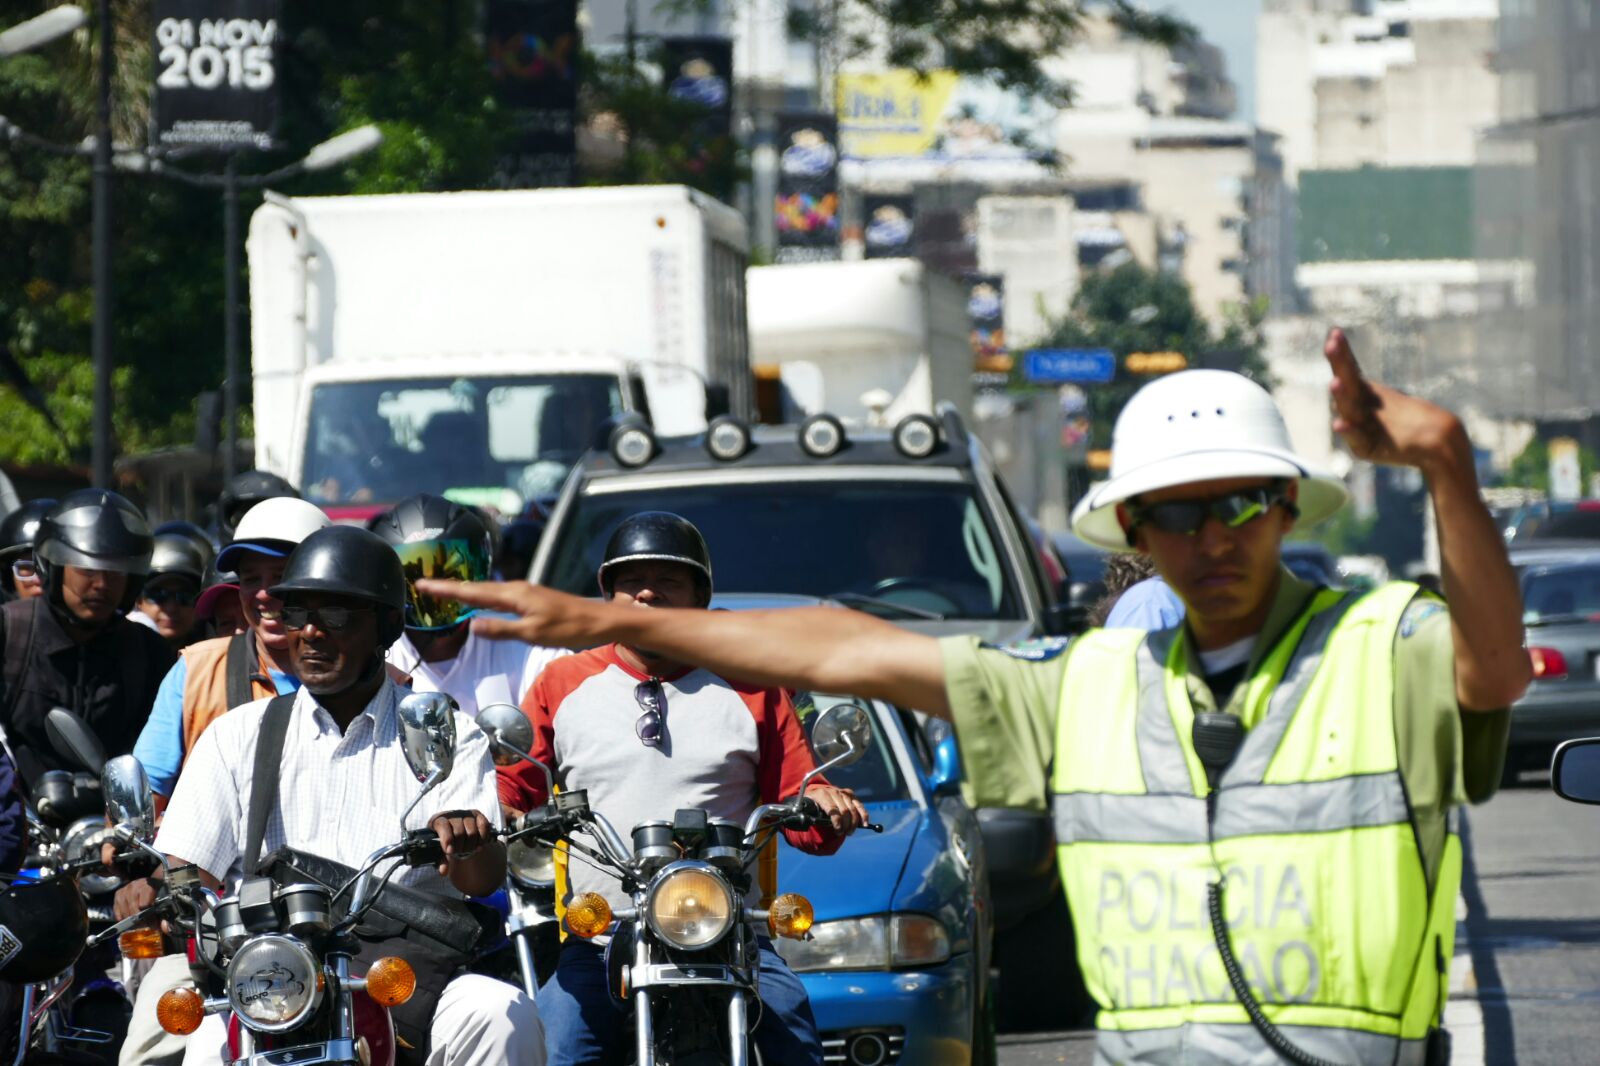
1, 601, 37, 720
244, 693, 297, 876
226, 631, 261, 711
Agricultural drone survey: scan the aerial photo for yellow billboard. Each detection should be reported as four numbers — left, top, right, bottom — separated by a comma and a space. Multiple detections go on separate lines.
835, 70, 959, 159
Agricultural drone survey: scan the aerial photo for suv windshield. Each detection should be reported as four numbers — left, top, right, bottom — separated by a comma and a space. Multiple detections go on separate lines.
544, 477, 1021, 620
302, 374, 623, 509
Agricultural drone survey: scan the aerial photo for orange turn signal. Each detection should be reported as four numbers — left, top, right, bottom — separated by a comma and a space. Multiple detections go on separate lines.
767, 893, 815, 940
120, 927, 165, 960
156, 986, 205, 1035
566, 892, 613, 939
365, 956, 417, 1008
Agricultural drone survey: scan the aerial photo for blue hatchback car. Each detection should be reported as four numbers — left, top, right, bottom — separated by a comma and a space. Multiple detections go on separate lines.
775, 689, 994, 1066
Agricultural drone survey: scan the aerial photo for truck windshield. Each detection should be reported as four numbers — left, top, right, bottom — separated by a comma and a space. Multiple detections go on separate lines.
301, 374, 623, 510
543, 478, 1022, 620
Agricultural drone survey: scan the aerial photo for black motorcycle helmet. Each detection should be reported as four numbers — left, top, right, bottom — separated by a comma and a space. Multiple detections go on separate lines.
145, 532, 209, 590
0, 876, 88, 982
0, 498, 55, 593
270, 526, 406, 648
371, 494, 494, 631
33, 490, 154, 612
153, 519, 217, 570
597, 511, 713, 603
217, 470, 299, 544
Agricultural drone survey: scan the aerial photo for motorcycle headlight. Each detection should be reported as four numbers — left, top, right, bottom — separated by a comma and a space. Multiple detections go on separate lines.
773, 914, 951, 973
508, 838, 555, 889
63, 815, 118, 895
645, 862, 734, 950
226, 935, 322, 1032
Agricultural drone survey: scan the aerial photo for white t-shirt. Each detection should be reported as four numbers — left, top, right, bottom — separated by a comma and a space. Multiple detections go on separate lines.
386, 615, 568, 719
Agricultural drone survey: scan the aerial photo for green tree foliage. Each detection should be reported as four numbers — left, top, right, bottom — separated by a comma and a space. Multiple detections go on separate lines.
1034, 261, 1271, 448
1502, 437, 1598, 495
0, 0, 1192, 469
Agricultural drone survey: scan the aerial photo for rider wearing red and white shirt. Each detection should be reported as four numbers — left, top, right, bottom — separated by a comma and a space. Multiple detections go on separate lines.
512, 512, 866, 1066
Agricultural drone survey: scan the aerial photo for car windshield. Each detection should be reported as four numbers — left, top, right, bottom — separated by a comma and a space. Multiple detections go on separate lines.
544, 477, 1022, 620
302, 374, 623, 510
1523, 565, 1600, 624
794, 693, 907, 802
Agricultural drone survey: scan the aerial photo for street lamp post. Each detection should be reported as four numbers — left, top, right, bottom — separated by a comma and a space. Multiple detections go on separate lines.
0, 5, 86, 58
91, 0, 112, 488
131, 125, 384, 477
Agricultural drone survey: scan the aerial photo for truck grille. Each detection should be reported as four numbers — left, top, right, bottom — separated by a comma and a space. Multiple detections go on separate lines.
821, 1028, 905, 1066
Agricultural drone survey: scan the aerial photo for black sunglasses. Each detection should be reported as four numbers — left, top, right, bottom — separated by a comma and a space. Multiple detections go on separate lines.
281, 605, 374, 632
1125, 485, 1296, 546
634, 680, 666, 748
143, 587, 197, 607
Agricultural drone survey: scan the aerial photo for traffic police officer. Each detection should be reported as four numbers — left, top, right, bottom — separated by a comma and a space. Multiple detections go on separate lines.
423, 330, 1530, 1065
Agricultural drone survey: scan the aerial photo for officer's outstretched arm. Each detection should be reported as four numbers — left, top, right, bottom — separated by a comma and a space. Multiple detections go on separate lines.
420, 579, 952, 718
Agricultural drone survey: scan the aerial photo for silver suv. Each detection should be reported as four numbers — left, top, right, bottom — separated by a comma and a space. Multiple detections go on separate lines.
531, 405, 1085, 1027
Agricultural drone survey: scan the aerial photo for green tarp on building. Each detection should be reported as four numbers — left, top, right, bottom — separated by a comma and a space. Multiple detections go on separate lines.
1297, 166, 1474, 263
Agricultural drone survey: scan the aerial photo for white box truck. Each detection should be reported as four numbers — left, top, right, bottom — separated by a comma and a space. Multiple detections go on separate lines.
745, 258, 972, 426
247, 185, 751, 519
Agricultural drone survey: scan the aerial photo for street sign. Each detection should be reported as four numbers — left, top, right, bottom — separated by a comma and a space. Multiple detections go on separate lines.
1126, 351, 1188, 374
1022, 348, 1115, 385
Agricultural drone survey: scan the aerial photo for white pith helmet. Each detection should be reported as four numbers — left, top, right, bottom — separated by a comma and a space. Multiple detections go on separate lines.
1071, 369, 1349, 551
216, 496, 332, 570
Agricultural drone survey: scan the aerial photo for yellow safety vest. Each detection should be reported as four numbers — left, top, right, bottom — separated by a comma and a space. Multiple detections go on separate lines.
1051, 583, 1460, 1066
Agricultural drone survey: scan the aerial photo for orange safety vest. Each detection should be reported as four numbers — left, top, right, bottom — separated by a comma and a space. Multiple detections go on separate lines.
179, 632, 281, 760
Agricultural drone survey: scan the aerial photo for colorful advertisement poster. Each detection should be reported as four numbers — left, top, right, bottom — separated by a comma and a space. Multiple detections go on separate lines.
486, 0, 580, 187
836, 69, 1056, 162
774, 112, 841, 263
966, 272, 1009, 373
862, 193, 916, 258
659, 36, 735, 201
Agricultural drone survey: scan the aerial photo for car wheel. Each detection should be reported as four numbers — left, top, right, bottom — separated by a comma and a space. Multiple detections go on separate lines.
994, 890, 1092, 1032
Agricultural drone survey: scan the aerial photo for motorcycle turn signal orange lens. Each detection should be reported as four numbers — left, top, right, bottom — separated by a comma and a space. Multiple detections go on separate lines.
119, 927, 165, 959
768, 893, 815, 939
156, 987, 205, 1035
566, 892, 613, 938
365, 956, 418, 1008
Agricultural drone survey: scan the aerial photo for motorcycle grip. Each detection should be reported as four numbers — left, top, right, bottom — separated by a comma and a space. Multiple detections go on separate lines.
403, 829, 446, 868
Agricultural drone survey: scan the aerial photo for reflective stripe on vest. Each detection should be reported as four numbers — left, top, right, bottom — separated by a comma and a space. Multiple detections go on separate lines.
1050, 582, 1462, 1065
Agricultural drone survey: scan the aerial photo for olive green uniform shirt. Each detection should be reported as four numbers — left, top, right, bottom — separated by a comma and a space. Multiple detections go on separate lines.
941, 570, 1510, 888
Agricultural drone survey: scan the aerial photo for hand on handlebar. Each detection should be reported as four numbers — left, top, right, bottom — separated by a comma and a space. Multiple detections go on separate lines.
427, 809, 496, 877
802, 784, 876, 836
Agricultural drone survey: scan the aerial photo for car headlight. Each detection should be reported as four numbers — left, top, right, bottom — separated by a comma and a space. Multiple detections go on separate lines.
226, 935, 321, 1032
646, 862, 734, 950
773, 914, 951, 973
507, 838, 555, 889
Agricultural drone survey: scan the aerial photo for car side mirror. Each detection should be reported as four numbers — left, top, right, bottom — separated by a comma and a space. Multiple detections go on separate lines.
927, 734, 964, 797
1553, 738, 1600, 804
1045, 602, 1087, 636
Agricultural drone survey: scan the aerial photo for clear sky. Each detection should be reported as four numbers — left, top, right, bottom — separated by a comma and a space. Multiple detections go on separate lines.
1154, 0, 1262, 121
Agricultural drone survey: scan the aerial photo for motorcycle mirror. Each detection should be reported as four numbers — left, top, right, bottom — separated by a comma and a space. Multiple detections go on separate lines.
45, 708, 107, 776
1552, 737, 1600, 804
475, 703, 535, 764
397, 691, 458, 787
102, 754, 156, 841
810, 702, 873, 769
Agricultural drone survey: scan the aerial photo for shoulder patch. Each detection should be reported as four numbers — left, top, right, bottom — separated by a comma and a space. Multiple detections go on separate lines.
982, 636, 1072, 661
1399, 599, 1447, 638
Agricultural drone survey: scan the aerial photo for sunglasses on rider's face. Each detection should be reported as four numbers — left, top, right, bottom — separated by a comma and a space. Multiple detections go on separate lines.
143, 586, 196, 607
1125, 485, 1294, 546
634, 680, 666, 748
281, 605, 374, 632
